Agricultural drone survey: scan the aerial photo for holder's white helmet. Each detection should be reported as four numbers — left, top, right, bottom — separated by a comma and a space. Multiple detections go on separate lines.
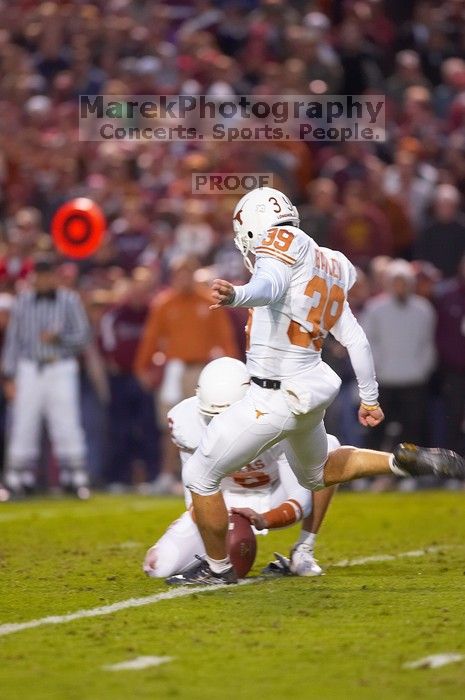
197, 358, 250, 417
233, 187, 299, 272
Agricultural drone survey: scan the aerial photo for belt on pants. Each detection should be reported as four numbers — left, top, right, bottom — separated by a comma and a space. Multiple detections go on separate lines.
251, 376, 281, 390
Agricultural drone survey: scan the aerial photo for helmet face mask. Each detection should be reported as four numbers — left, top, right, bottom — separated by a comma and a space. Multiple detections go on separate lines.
233, 228, 255, 274
196, 358, 251, 417
232, 187, 299, 273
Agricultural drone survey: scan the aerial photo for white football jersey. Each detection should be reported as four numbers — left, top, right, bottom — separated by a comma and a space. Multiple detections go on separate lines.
246, 225, 357, 380
168, 396, 284, 493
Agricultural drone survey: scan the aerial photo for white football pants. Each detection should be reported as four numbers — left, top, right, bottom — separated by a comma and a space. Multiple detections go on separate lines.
183, 374, 339, 496
6, 359, 87, 489
144, 481, 302, 578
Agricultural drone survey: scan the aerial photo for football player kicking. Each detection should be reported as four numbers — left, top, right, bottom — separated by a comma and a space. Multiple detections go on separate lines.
172, 186, 465, 586
143, 357, 339, 580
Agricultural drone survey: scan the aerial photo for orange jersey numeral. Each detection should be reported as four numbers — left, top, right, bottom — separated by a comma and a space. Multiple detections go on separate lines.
260, 227, 294, 253
287, 275, 345, 351
232, 460, 271, 488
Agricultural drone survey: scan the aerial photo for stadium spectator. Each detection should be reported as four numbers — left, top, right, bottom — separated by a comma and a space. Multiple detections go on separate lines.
0, 293, 13, 478
134, 256, 238, 494
415, 184, 465, 278
100, 268, 159, 490
336, 20, 383, 95
173, 200, 214, 262
435, 254, 465, 454
298, 178, 338, 247
434, 57, 465, 118
329, 181, 393, 269
80, 289, 111, 485
368, 255, 393, 296
361, 259, 437, 451
0, 208, 42, 288
411, 260, 442, 300
109, 201, 153, 272
366, 160, 415, 258
387, 50, 432, 106
1, 258, 90, 498
383, 146, 436, 231
320, 143, 372, 192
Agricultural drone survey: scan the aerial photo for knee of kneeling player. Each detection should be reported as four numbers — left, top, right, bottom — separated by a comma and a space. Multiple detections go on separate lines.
143, 545, 177, 579
182, 457, 221, 497
296, 463, 326, 492
300, 491, 313, 518
289, 484, 313, 518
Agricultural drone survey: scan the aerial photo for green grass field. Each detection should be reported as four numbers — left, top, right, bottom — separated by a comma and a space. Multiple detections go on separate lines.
1, 491, 464, 700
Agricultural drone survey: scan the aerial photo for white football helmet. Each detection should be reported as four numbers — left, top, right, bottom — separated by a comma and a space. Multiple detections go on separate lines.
197, 358, 250, 417
232, 187, 299, 272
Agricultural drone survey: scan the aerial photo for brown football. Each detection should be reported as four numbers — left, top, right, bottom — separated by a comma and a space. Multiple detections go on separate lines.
227, 513, 257, 578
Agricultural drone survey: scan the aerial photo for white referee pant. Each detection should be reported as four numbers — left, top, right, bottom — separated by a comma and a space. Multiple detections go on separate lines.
6, 358, 87, 489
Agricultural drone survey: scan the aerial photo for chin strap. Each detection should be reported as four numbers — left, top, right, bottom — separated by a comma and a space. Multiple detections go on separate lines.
243, 253, 255, 275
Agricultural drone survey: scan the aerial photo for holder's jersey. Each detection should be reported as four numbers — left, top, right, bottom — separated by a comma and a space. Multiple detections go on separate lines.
246, 225, 357, 380
168, 396, 284, 493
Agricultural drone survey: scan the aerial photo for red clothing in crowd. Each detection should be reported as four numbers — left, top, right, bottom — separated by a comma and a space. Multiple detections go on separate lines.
329, 205, 393, 268
435, 279, 465, 373
100, 304, 150, 373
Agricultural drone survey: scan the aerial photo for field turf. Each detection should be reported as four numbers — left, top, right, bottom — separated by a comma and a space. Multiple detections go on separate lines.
1, 491, 464, 700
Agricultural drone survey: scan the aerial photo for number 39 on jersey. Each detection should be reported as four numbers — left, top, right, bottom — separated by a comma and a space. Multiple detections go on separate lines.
251, 226, 352, 357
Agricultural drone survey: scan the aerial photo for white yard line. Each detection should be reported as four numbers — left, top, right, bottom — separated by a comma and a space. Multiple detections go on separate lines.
0, 545, 451, 638
330, 545, 448, 568
403, 653, 464, 670
0, 580, 255, 638
103, 656, 175, 671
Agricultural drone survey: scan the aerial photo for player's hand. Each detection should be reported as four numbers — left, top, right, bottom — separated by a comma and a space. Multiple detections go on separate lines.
358, 403, 385, 428
3, 379, 16, 402
232, 507, 267, 530
210, 279, 235, 309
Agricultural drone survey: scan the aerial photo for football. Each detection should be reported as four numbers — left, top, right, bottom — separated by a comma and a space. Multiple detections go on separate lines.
227, 513, 257, 578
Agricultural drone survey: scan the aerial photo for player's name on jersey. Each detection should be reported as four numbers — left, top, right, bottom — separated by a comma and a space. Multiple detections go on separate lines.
315, 250, 342, 279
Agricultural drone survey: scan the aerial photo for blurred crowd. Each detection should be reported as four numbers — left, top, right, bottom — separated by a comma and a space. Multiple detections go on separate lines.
0, 0, 464, 494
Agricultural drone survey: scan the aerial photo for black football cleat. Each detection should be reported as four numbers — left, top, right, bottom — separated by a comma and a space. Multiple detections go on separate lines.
166, 556, 238, 586
262, 552, 292, 576
393, 443, 465, 480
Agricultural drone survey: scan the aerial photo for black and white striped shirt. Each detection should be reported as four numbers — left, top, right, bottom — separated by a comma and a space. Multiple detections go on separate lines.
2, 288, 91, 377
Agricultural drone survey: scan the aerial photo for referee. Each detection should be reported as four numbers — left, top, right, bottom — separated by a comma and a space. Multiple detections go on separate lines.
2, 257, 91, 498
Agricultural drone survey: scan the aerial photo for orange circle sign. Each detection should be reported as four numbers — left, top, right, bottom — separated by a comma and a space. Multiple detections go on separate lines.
51, 198, 106, 258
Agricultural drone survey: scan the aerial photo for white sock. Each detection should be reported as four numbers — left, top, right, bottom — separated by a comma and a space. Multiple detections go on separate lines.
206, 555, 232, 574
389, 453, 407, 477
297, 530, 317, 550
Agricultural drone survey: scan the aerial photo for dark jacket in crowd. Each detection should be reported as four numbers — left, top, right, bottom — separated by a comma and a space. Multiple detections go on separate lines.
415, 216, 465, 278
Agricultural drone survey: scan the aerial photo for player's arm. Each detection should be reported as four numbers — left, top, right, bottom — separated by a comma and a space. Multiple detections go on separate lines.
330, 301, 384, 427
167, 409, 197, 508
210, 257, 291, 309
232, 452, 311, 530
134, 302, 163, 387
